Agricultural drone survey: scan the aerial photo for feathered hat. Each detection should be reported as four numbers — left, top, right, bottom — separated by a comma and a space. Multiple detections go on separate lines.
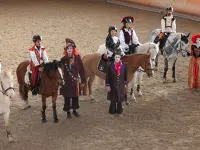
121, 16, 134, 23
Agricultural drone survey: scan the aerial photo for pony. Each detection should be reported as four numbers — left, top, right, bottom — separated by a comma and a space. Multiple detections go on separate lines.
97, 42, 159, 101
0, 70, 15, 143
81, 52, 154, 104
16, 60, 64, 123
149, 29, 190, 82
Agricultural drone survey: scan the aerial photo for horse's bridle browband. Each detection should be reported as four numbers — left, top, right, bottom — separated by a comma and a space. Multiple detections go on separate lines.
0, 81, 14, 96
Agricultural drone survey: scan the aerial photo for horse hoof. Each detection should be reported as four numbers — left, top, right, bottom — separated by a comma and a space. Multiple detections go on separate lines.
173, 79, 177, 83
154, 67, 158, 71
8, 137, 14, 143
54, 119, 59, 123
41, 119, 47, 123
21, 105, 31, 110
125, 101, 130, 105
163, 78, 167, 83
131, 96, 136, 101
89, 95, 95, 100
138, 92, 143, 96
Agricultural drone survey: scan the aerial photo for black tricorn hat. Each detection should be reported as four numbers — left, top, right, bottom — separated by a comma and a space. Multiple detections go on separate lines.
121, 16, 134, 23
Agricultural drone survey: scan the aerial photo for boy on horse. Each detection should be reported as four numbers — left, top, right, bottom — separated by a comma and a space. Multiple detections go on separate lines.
29, 35, 49, 95
106, 48, 127, 117
105, 26, 125, 61
119, 16, 140, 55
158, 6, 176, 51
60, 40, 86, 119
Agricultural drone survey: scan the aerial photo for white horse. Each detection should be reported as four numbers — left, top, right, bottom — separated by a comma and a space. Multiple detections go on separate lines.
0, 70, 15, 143
149, 29, 190, 82
97, 42, 159, 101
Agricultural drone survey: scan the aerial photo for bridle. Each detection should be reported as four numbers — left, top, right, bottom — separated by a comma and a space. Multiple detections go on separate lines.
0, 81, 14, 97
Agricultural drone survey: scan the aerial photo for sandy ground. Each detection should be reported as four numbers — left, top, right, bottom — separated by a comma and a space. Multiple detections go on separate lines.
1, 0, 200, 149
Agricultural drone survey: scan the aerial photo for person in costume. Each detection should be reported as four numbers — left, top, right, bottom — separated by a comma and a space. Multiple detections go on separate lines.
105, 26, 125, 61
105, 49, 128, 116
63, 38, 81, 58
119, 16, 140, 55
185, 33, 200, 90
29, 35, 49, 95
156, 6, 176, 51
60, 42, 86, 119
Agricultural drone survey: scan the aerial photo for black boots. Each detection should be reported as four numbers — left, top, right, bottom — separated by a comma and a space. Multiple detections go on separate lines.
67, 110, 79, 119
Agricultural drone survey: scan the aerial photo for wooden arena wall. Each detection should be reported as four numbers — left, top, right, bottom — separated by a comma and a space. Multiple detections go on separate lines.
105, 0, 200, 21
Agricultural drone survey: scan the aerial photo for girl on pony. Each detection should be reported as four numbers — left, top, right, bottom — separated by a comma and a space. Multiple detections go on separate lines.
105, 26, 124, 61
119, 16, 140, 55
105, 49, 128, 117
186, 33, 200, 90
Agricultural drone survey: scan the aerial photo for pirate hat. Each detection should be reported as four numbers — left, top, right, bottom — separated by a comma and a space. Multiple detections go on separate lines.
65, 38, 76, 48
191, 33, 200, 44
121, 16, 134, 23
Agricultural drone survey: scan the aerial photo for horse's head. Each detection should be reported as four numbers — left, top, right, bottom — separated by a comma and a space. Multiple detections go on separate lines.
140, 53, 154, 77
0, 71, 15, 99
179, 33, 190, 55
43, 60, 64, 86
145, 42, 159, 68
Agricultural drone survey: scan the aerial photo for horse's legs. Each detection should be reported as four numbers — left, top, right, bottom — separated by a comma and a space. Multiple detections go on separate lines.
88, 75, 95, 100
20, 84, 31, 110
41, 95, 47, 123
172, 58, 177, 82
163, 58, 168, 82
137, 71, 144, 96
130, 73, 136, 101
3, 111, 14, 143
155, 54, 159, 71
52, 95, 59, 123
83, 77, 88, 96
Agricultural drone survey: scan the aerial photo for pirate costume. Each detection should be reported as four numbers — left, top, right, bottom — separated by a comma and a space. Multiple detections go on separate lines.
60, 41, 86, 119
156, 6, 176, 51
105, 49, 128, 115
29, 35, 49, 95
119, 16, 140, 55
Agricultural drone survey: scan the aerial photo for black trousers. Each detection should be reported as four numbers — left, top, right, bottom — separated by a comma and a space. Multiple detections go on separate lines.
109, 101, 123, 114
63, 97, 79, 112
159, 33, 170, 50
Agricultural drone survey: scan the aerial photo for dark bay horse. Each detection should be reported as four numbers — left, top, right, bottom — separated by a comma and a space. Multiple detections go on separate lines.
81, 53, 154, 103
16, 60, 64, 123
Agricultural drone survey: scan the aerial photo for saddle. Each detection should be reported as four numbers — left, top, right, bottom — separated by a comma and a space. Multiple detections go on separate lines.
97, 54, 110, 73
25, 65, 41, 89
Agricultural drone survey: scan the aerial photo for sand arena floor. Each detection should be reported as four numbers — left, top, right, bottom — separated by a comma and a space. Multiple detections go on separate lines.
0, 0, 200, 149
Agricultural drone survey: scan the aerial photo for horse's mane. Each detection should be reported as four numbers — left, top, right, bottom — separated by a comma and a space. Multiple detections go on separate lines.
43, 60, 59, 72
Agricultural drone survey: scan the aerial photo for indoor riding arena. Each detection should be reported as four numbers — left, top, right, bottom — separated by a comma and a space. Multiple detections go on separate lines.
0, 0, 200, 149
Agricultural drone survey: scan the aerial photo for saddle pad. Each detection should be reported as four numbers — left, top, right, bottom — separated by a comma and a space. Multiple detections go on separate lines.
97, 55, 107, 73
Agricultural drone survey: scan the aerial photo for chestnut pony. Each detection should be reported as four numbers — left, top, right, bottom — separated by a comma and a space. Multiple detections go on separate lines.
80, 53, 154, 104
16, 60, 64, 123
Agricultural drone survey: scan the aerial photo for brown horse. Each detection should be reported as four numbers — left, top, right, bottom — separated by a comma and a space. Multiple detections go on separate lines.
81, 53, 154, 102
16, 60, 64, 123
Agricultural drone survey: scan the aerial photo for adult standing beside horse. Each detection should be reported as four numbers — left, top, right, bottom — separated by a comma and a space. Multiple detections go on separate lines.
60, 41, 86, 119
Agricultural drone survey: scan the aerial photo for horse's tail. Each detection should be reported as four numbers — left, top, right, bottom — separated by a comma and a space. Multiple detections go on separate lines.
16, 60, 30, 100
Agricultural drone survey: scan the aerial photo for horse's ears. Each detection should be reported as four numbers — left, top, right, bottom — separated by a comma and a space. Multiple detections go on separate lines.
186, 32, 191, 38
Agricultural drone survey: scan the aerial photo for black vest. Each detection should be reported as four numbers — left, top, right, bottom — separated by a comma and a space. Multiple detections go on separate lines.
122, 28, 133, 45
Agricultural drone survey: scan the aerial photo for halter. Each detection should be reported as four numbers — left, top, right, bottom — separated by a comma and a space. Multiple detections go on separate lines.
0, 81, 14, 97
166, 37, 187, 54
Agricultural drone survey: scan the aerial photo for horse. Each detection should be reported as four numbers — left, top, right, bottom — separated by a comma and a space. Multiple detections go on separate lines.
81, 52, 154, 104
0, 70, 15, 143
149, 29, 190, 82
97, 42, 159, 101
16, 60, 64, 123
